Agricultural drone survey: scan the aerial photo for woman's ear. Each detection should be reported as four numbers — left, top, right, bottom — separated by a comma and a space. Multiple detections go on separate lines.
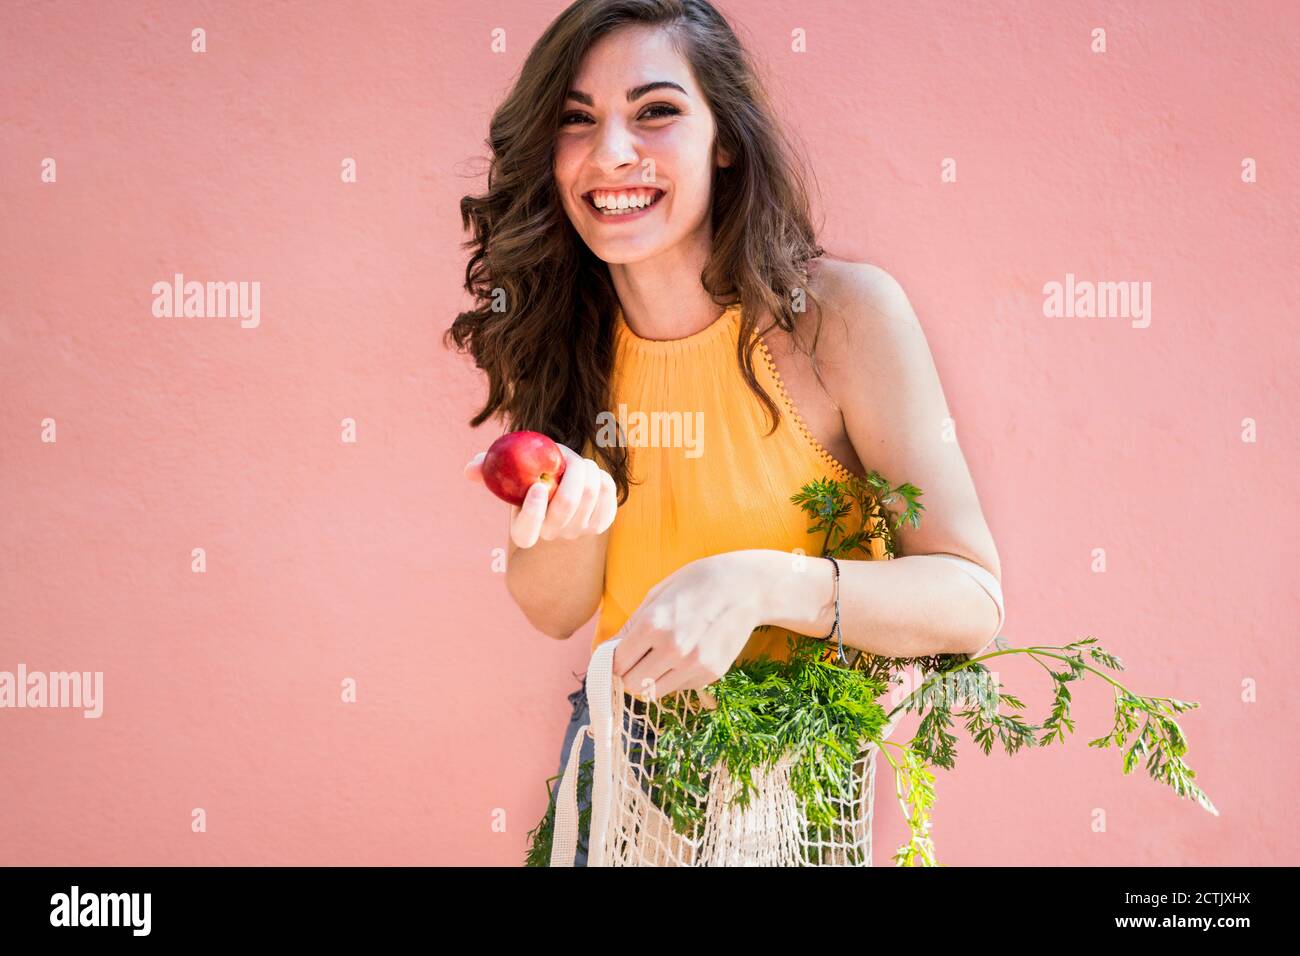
715, 142, 733, 169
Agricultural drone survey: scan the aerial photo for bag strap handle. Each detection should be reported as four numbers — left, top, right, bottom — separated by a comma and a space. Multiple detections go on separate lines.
549, 720, 588, 867
549, 638, 622, 867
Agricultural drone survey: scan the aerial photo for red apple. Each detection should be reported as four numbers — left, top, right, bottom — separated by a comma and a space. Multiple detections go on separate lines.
480, 431, 567, 507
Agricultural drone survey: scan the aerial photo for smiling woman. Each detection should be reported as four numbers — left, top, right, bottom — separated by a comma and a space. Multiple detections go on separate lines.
446, 0, 1005, 868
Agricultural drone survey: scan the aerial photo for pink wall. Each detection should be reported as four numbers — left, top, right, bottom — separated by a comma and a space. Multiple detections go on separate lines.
1, 0, 1295, 866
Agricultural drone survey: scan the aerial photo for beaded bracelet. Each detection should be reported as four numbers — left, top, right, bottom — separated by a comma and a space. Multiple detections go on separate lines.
823, 555, 848, 664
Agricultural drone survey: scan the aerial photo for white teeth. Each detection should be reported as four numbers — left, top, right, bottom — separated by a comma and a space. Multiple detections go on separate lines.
589, 190, 661, 215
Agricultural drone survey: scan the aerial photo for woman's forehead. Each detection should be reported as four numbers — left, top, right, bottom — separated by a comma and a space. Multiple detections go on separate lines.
573, 26, 697, 95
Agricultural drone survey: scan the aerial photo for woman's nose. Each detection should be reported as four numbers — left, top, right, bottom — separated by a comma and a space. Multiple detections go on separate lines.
591, 124, 640, 171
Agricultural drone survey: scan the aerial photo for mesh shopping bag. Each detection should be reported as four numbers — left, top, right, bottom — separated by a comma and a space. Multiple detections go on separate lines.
550, 636, 906, 867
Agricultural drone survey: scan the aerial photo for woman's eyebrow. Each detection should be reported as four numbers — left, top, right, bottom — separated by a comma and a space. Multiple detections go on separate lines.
565, 80, 688, 105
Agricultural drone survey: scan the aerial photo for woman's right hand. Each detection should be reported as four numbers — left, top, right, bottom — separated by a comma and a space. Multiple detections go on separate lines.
464, 441, 617, 549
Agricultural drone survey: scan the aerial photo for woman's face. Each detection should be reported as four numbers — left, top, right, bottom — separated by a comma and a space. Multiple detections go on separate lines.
554, 25, 730, 265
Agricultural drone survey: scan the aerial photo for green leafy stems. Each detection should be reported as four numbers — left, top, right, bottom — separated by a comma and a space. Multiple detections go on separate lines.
793, 472, 1219, 866
891, 637, 1220, 818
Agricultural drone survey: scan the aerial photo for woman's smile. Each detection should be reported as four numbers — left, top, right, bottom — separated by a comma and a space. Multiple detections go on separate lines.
581, 187, 666, 224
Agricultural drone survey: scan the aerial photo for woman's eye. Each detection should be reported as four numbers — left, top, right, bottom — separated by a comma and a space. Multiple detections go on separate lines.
640, 103, 680, 120
559, 104, 680, 127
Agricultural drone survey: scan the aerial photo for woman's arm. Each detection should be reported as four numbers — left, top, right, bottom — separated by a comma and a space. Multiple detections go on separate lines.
760, 260, 1004, 656
499, 448, 614, 640
746, 548, 1001, 657
506, 523, 609, 640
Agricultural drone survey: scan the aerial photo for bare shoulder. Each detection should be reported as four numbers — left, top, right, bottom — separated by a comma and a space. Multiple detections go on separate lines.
808, 257, 914, 331
808, 255, 899, 294
802, 256, 925, 379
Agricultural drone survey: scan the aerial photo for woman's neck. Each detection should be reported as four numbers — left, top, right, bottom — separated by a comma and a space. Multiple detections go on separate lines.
606, 231, 727, 341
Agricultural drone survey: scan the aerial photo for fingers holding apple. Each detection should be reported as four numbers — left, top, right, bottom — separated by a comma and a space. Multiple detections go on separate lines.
479, 431, 566, 506
471, 431, 617, 549
535, 451, 604, 542
508, 480, 554, 550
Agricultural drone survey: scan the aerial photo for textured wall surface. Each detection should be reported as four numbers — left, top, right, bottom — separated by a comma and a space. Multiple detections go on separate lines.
1, 0, 1296, 865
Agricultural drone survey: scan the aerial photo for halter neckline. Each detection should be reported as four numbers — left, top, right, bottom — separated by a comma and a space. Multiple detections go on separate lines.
613, 302, 742, 354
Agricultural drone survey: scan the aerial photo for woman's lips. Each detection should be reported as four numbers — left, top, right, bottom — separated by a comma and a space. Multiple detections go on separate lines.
581, 190, 664, 224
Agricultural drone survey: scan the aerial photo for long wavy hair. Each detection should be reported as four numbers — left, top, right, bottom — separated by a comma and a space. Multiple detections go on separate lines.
445, 0, 833, 505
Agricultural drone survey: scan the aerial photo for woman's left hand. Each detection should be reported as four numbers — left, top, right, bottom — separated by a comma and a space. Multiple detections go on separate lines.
611, 552, 766, 701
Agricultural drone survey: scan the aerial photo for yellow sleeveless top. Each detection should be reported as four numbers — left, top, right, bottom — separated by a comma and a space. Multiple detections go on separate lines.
586, 301, 889, 664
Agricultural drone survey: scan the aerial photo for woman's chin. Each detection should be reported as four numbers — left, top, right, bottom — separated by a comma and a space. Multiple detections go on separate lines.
585, 237, 666, 265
